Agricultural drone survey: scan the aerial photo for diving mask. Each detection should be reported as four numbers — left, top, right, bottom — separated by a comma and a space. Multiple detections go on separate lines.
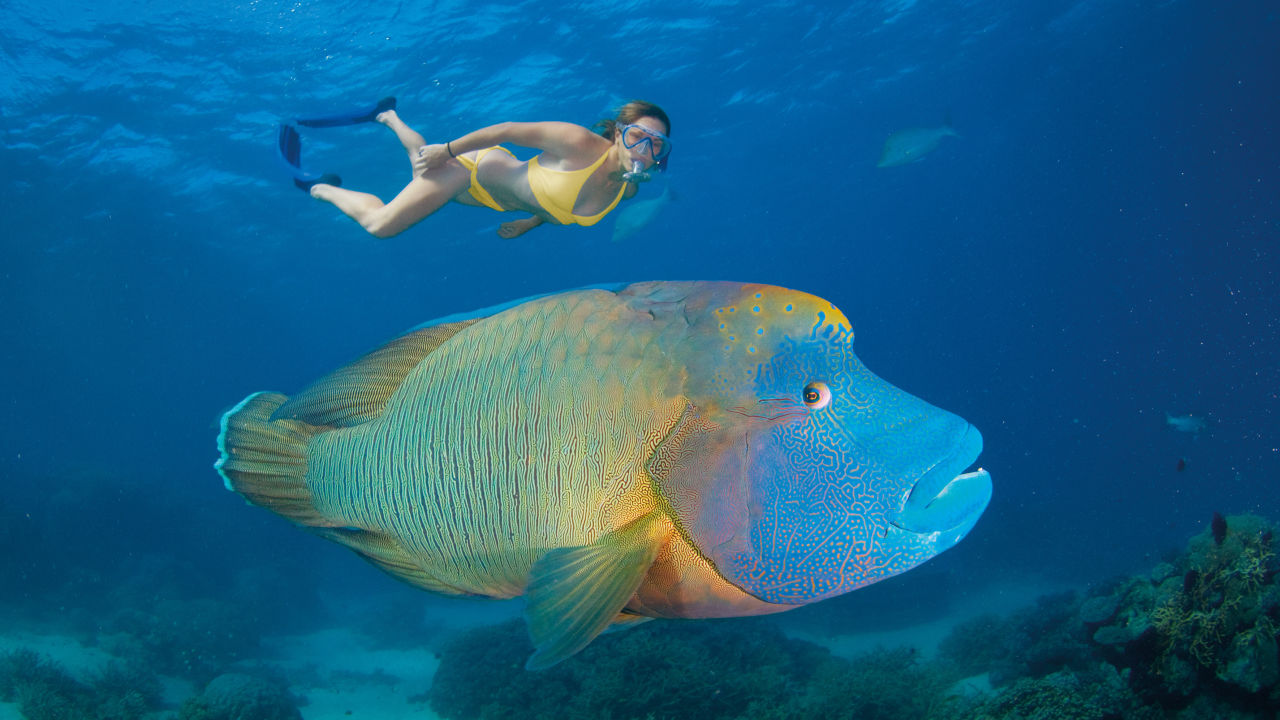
617, 123, 671, 162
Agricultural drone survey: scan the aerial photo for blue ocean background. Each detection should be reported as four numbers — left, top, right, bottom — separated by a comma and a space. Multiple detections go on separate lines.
2, 0, 1277, 717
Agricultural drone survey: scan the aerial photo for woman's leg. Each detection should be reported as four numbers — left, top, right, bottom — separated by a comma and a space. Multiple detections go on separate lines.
377, 109, 428, 162
310, 161, 471, 238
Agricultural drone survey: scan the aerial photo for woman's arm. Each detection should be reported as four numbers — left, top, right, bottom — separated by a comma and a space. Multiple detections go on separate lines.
416, 121, 602, 174
474, 121, 600, 158
497, 215, 545, 239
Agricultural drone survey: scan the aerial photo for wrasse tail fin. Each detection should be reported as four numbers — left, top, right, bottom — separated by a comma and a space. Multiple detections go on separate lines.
216, 393, 474, 596
523, 512, 669, 670
215, 391, 331, 527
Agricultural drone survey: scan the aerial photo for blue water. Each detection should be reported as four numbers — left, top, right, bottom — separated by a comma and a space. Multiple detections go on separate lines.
2, 0, 1277, 713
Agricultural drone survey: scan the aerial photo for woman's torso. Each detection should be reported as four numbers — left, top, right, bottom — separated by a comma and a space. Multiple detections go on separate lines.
463, 141, 630, 225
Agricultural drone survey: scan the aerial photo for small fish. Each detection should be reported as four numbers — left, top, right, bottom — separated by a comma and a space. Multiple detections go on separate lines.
1175, 457, 1188, 472
877, 124, 958, 167
215, 282, 991, 668
1165, 412, 1208, 433
611, 186, 672, 243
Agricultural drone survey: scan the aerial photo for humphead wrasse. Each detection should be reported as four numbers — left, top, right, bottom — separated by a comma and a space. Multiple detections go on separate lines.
215, 281, 991, 668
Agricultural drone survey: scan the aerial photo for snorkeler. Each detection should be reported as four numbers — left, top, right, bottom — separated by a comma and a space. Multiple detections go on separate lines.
278, 98, 670, 239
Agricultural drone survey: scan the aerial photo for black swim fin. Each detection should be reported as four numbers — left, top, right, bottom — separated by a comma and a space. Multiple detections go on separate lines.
295, 96, 396, 128
279, 123, 303, 168
277, 123, 341, 192
294, 173, 342, 192
277, 96, 394, 191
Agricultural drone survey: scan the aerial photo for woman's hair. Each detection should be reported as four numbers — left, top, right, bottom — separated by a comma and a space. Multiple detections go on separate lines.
594, 100, 670, 139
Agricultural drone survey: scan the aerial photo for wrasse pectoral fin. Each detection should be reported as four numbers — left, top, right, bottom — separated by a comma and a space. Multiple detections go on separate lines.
602, 612, 654, 635
524, 512, 668, 670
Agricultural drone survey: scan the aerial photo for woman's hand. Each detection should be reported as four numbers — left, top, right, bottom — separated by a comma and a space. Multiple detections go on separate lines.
414, 143, 454, 176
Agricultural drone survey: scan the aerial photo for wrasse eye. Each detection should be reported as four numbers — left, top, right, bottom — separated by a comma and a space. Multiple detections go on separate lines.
802, 382, 831, 410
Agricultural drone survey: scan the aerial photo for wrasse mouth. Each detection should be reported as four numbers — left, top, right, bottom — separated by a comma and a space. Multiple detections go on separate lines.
891, 424, 992, 535
892, 467, 992, 534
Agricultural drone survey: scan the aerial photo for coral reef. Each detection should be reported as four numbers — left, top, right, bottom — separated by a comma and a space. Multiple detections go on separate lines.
950, 513, 1280, 718
1086, 513, 1280, 705
0, 647, 161, 720
961, 665, 1158, 720
178, 672, 303, 720
102, 593, 263, 683
794, 645, 959, 720
429, 618, 964, 720
939, 591, 1094, 685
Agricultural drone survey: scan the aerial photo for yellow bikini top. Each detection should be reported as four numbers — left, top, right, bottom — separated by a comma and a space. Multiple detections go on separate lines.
528, 150, 626, 226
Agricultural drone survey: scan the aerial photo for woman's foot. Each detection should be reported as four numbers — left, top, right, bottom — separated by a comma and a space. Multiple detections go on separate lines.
379, 109, 430, 168
295, 173, 342, 193
497, 217, 542, 239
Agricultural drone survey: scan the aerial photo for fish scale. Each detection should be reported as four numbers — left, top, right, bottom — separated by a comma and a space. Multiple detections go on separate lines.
304, 292, 679, 597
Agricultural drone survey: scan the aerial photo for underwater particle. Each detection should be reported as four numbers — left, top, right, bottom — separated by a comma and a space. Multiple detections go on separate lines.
1212, 512, 1227, 546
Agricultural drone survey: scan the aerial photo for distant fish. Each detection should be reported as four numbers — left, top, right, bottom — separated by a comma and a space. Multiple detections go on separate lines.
1176, 457, 1188, 472
877, 124, 958, 167
1165, 413, 1208, 434
611, 186, 672, 243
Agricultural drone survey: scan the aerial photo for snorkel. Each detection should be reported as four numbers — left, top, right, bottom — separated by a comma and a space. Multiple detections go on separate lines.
622, 159, 651, 183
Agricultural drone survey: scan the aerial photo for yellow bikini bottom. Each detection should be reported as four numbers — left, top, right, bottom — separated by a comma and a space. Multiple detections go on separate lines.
455, 146, 514, 212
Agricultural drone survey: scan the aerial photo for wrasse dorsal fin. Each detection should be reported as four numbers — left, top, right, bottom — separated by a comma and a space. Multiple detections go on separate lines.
523, 512, 669, 670
272, 319, 480, 427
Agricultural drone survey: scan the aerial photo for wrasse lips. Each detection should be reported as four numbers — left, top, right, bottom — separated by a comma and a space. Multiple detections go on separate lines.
891, 466, 991, 534
889, 420, 990, 536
